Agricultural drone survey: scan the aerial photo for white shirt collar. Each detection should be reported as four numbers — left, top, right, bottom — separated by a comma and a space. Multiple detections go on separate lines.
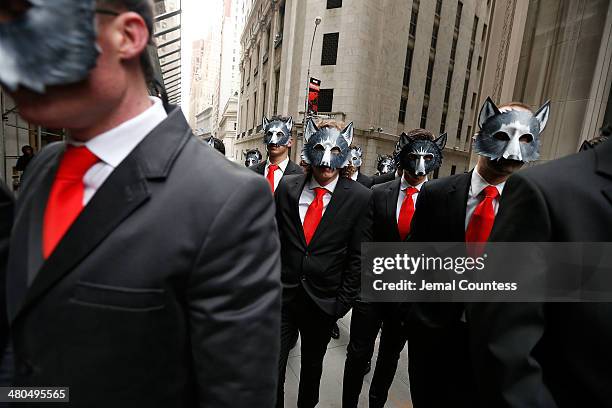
69, 97, 167, 168
471, 166, 506, 198
267, 156, 289, 172
308, 174, 339, 194
400, 176, 428, 192
350, 171, 359, 181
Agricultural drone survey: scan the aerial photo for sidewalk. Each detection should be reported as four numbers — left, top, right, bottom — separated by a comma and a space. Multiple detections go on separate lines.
283, 312, 413, 407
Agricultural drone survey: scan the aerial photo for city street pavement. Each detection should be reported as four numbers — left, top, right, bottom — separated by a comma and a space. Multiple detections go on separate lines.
283, 311, 413, 407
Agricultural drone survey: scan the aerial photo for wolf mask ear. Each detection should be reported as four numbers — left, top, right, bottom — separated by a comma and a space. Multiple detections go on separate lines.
341, 122, 354, 146
356, 146, 362, 155
304, 118, 318, 143
478, 97, 501, 129
534, 100, 551, 133
435, 133, 447, 150
285, 116, 294, 132
398, 132, 414, 150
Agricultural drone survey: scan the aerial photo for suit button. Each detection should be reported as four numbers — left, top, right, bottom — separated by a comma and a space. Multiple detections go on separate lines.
301, 275, 306, 281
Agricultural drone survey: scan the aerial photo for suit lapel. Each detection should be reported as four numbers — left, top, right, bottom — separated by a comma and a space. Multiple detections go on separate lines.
287, 175, 308, 247
447, 172, 471, 242
309, 177, 351, 246
595, 141, 612, 205
386, 178, 402, 241
13, 106, 191, 322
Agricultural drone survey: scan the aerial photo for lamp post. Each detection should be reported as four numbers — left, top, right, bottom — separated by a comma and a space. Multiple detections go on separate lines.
304, 16, 322, 127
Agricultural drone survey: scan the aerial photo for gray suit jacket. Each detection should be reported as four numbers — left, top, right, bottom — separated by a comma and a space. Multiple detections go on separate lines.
6, 107, 281, 407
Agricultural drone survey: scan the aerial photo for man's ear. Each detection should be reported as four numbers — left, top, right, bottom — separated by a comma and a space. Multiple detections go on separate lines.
114, 12, 150, 61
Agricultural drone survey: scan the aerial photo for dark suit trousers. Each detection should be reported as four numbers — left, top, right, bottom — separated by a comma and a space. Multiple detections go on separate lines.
278, 287, 336, 408
408, 320, 477, 408
369, 314, 408, 408
342, 300, 383, 407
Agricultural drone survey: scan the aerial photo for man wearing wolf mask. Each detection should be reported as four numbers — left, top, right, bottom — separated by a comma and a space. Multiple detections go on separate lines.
0, 1, 281, 406
342, 128, 446, 408
250, 115, 303, 192
407, 97, 550, 407
274, 118, 373, 408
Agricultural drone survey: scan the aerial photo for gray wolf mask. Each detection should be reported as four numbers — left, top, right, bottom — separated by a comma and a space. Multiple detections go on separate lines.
263, 116, 293, 146
0, 0, 99, 93
303, 118, 353, 169
244, 148, 263, 167
376, 155, 396, 175
348, 146, 363, 168
474, 97, 550, 163
397, 132, 447, 177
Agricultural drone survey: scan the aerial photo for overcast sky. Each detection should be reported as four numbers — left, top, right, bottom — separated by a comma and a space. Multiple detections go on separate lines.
180, 0, 223, 115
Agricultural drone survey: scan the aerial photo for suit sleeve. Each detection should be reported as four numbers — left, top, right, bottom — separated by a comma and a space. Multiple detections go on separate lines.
187, 175, 281, 407
336, 191, 374, 317
466, 173, 557, 408
0, 183, 13, 360
408, 184, 430, 242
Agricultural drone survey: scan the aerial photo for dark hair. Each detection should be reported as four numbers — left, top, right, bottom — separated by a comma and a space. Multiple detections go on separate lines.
405, 128, 435, 141
97, 0, 155, 81
269, 115, 290, 122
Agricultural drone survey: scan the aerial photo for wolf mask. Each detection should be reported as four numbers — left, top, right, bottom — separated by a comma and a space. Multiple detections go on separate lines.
397, 132, 447, 177
474, 97, 550, 163
303, 118, 353, 169
243, 148, 263, 167
376, 155, 396, 175
0, 0, 100, 93
263, 116, 293, 146
348, 146, 363, 168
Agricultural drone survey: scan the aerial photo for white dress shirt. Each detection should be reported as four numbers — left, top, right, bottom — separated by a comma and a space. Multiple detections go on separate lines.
265, 157, 289, 191
298, 175, 340, 225
350, 171, 359, 181
396, 177, 427, 222
464, 167, 506, 230
69, 97, 167, 205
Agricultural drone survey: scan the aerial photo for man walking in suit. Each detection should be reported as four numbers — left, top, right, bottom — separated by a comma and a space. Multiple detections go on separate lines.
275, 118, 373, 408
347, 146, 374, 188
250, 116, 303, 192
1, 1, 281, 406
408, 97, 550, 407
466, 142, 612, 406
342, 129, 446, 408
0, 183, 13, 385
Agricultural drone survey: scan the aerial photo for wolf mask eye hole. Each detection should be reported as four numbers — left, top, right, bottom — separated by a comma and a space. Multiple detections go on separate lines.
314, 144, 325, 151
519, 134, 533, 143
493, 132, 510, 141
424, 154, 434, 161
0, 0, 31, 22
331, 147, 341, 155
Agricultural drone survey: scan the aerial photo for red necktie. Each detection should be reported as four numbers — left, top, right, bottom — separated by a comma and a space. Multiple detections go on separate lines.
267, 164, 279, 192
397, 186, 419, 240
465, 185, 499, 243
43, 146, 99, 259
303, 187, 328, 245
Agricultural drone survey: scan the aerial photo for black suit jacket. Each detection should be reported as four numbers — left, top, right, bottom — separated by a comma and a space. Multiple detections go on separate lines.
6, 107, 281, 407
466, 140, 612, 408
356, 172, 374, 188
371, 178, 402, 242
274, 174, 373, 318
372, 171, 397, 186
408, 172, 472, 326
0, 183, 13, 360
249, 159, 303, 177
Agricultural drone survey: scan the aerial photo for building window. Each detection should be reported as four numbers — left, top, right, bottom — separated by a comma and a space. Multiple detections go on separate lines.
321, 32, 340, 66
431, 23, 439, 50
273, 70, 280, 115
471, 16, 479, 43
433, 168, 440, 179
482, 23, 487, 41
444, 69, 453, 104
450, 165, 457, 175
420, 104, 428, 128
435, 0, 443, 17
327, 0, 342, 9
399, 97, 408, 123
450, 37, 458, 61
246, 99, 250, 129
457, 118, 463, 141
471, 92, 477, 109
319, 89, 334, 112
477, 56, 482, 70
461, 75, 470, 110
234, 122, 237, 130
466, 125, 472, 142
467, 49, 474, 70
440, 111, 447, 133
425, 59, 434, 97
253, 91, 257, 129
262, 82, 268, 120
403, 47, 414, 87
455, 1, 463, 32
409, 8, 419, 38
